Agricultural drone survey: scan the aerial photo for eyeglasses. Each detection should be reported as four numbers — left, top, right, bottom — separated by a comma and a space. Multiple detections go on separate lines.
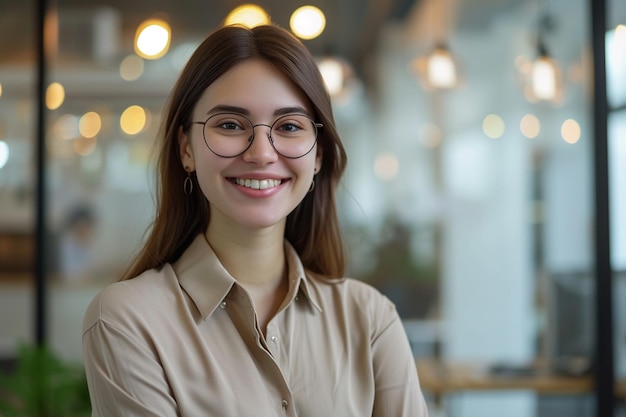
191, 112, 323, 159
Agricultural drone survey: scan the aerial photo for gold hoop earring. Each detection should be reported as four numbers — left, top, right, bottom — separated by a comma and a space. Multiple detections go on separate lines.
184, 171, 193, 195
308, 180, 315, 193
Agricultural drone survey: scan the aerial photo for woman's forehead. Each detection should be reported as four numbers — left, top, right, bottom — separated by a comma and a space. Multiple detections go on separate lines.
194, 59, 312, 116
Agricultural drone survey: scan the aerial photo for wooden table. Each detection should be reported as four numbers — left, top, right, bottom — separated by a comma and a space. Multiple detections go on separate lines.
416, 358, 626, 402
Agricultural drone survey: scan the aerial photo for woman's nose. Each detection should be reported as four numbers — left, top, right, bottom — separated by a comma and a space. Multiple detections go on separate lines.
242, 124, 278, 164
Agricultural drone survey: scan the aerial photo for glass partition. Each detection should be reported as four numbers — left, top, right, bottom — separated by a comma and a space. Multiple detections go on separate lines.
0, 0, 37, 371
608, 2, 626, 415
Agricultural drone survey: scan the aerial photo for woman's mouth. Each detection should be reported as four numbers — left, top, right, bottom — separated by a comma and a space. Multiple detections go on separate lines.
232, 178, 283, 190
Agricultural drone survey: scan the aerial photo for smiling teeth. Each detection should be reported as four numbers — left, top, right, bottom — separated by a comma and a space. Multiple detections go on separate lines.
235, 178, 282, 190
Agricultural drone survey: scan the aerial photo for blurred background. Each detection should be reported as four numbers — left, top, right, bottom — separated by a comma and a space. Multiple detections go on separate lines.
0, 0, 625, 416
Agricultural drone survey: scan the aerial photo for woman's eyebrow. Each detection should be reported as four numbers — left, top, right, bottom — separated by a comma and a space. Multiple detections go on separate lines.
204, 105, 311, 117
205, 105, 250, 116
273, 106, 310, 117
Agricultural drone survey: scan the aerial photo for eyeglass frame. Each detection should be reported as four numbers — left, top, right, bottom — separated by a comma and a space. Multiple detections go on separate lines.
190, 112, 323, 159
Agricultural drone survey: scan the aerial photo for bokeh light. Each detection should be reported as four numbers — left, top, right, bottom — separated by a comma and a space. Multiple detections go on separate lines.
520, 114, 541, 139
224, 4, 270, 28
46, 82, 65, 110
290, 6, 326, 40
561, 119, 581, 144
374, 152, 399, 181
53, 114, 79, 140
120, 55, 145, 81
418, 123, 443, 148
482, 114, 505, 139
135, 19, 171, 59
79, 111, 102, 138
74, 136, 98, 156
120, 105, 147, 135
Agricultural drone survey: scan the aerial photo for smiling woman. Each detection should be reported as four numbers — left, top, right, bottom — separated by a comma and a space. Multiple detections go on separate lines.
81, 24, 428, 417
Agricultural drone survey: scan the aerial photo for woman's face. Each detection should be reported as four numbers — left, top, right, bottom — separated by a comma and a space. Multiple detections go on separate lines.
179, 59, 322, 232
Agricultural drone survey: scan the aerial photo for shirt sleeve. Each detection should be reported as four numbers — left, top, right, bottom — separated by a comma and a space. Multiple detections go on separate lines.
83, 318, 179, 417
370, 300, 429, 417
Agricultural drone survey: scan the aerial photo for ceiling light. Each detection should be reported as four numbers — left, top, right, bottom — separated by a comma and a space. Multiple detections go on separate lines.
521, 12, 564, 103
224, 4, 270, 28
411, 43, 460, 90
528, 36, 563, 102
135, 19, 171, 60
290, 6, 326, 40
317, 56, 357, 99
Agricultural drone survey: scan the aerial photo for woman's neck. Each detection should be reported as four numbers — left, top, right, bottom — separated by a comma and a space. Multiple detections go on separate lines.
205, 220, 286, 287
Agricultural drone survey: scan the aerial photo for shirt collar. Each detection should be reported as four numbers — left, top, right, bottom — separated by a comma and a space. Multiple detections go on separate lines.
174, 234, 322, 320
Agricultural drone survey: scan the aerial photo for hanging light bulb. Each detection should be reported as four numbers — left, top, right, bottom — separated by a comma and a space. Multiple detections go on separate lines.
426, 44, 458, 89
520, 12, 564, 104
529, 35, 563, 102
411, 43, 460, 90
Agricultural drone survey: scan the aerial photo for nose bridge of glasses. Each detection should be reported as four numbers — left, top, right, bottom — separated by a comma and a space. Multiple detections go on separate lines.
251, 122, 273, 137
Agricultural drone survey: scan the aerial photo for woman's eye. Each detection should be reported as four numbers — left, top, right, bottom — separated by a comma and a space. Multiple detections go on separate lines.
220, 122, 241, 130
281, 123, 298, 132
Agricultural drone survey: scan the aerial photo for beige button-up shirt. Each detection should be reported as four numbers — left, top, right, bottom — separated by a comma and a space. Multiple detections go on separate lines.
83, 234, 428, 416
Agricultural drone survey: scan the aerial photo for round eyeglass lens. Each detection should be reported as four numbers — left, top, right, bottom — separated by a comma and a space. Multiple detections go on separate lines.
269, 114, 318, 158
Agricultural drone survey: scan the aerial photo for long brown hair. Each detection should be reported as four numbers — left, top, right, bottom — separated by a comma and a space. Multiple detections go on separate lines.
120, 24, 348, 281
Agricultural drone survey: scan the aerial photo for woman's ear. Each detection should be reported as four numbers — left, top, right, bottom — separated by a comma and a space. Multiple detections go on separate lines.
314, 147, 322, 174
178, 126, 195, 171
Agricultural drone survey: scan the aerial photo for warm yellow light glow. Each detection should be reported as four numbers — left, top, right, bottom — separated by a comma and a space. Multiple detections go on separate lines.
427, 48, 457, 89
483, 114, 505, 139
79, 111, 102, 138
0, 83, 3, 97
73, 136, 98, 156
120, 55, 145, 81
374, 152, 399, 181
561, 119, 581, 144
0, 141, 9, 170
53, 114, 79, 140
120, 105, 147, 135
46, 82, 65, 110
531, 56, 560, 101
520, 114, 541, 139
318, 58, 344, 96
290, 6, 326, 40
418, 123, 442, 148
411, 45, 459, 90
224, 4, 270, 28
135, 19, 171, 60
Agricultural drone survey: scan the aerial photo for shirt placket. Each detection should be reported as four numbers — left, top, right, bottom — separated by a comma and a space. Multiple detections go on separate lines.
227, 287, 297, 417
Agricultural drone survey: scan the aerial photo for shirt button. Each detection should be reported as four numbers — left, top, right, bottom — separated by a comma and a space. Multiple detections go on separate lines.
219, 301, 227, 309
281, 399, 288, 412
295, 296, 299, 301
270, 335, 278, 344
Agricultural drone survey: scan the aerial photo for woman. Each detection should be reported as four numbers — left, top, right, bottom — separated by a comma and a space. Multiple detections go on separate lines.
83, 24, 428, 417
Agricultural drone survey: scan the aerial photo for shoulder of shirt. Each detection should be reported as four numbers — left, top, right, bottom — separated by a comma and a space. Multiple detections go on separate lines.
306, 272, 395, 312
82, 265, 176, 334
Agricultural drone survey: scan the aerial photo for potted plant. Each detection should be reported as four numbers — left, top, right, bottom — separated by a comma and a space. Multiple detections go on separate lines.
0, 343, 91, 417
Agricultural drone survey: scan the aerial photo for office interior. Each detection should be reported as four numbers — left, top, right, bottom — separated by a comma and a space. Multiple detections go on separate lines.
0, 0, 624, 416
